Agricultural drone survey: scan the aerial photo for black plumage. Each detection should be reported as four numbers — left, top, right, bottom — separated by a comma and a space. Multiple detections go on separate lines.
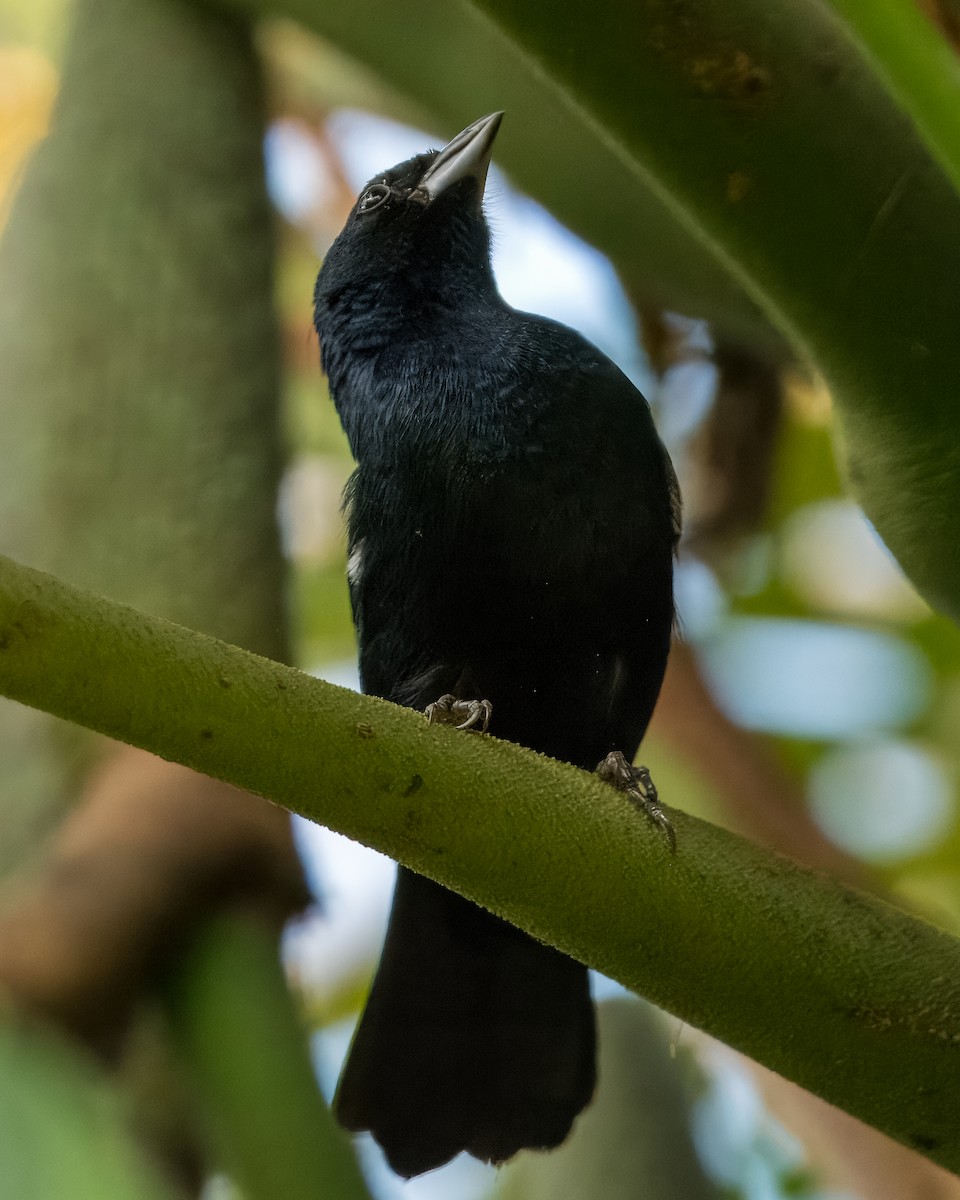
313, 113, 680, 1178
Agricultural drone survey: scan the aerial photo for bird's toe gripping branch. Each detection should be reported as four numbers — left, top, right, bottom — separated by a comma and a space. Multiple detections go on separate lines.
596, 750, 676, 853
425, 694, 493, 734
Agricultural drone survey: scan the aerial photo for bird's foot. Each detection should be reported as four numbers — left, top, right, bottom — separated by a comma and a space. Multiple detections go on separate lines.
425, 694, 493, 734
596, 750, 676, 854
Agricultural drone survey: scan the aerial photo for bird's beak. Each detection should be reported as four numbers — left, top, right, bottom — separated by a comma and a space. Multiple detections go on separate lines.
417, 112, 503, 202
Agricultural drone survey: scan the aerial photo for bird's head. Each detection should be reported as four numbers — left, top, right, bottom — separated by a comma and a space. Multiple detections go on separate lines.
314, 113, 503, 341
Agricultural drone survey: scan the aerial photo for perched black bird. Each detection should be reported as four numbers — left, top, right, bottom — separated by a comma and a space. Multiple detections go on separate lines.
313, 113, 680, 1178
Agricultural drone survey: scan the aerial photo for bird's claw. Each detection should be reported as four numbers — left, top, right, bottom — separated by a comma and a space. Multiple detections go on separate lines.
425, 694, 493, 734
596, 750, 676, 853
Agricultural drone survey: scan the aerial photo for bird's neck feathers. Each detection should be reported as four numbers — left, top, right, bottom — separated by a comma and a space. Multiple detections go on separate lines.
316, 211, 498, 363
314, 203, 506, 462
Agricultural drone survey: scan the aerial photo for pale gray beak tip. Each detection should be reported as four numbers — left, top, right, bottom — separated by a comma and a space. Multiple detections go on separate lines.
418, 112, 504, 202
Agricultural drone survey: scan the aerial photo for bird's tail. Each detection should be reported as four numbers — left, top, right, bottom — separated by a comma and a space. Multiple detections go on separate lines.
334, 867, 595, 1178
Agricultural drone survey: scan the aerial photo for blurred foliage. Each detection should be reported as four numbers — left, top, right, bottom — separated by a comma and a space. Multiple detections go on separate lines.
498, 1000, 721, 1200
732, 393, 960, 925
459, 0, 960, 626
0, 1017, 178, 1200
0, 0, 66, 47
0, 44, 55, 223
6, 0, 960, 1197
167, 916, 370, 1200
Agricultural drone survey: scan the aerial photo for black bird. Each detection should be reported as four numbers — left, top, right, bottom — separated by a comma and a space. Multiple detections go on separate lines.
313, 113, 680, 1178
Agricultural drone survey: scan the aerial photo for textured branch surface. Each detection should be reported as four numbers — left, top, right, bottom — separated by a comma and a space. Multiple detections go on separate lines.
3, 552, 960, 1172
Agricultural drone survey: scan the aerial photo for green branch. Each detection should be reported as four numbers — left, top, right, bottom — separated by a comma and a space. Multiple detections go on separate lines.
3, 552, 960, 1171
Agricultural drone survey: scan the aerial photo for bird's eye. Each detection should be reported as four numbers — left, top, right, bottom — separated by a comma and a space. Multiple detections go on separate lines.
358, 184, 390, 214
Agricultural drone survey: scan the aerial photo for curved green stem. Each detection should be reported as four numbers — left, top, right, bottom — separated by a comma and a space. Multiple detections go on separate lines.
2, 552, 960, 1171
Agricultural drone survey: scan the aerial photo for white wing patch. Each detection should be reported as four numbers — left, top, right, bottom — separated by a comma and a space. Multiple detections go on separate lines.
347, 539, 365, 587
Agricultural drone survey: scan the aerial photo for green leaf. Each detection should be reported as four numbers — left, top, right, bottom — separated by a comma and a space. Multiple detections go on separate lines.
450, 0, 960, 621
0, 1018, 178, 1200
261, 0, 960, 619
168, 917, 371, 1200
826, 0, 960, 199
239, 0, 785, 353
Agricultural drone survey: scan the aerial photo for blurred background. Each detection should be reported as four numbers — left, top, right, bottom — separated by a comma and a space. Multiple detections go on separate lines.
3, 2, 960, 1199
